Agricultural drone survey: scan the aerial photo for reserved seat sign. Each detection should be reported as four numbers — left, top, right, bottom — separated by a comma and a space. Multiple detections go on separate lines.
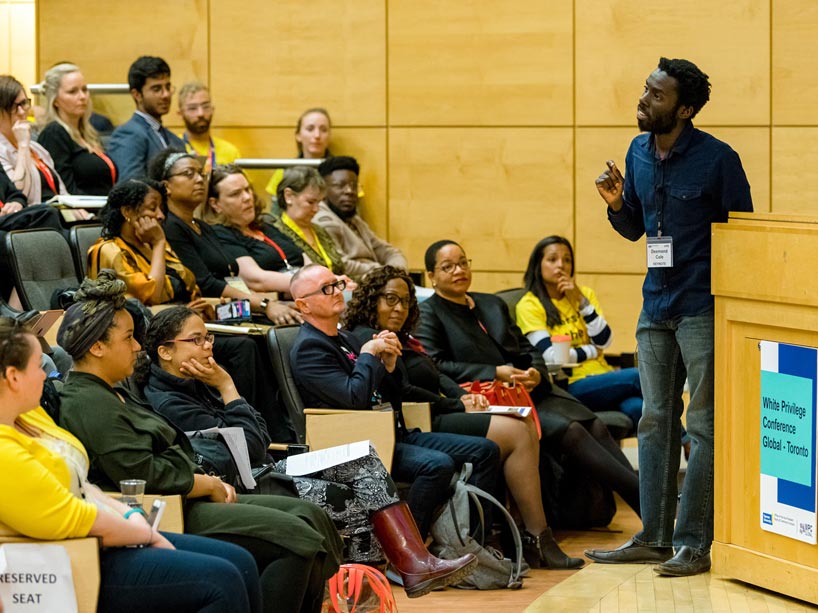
0, 544, 77, 612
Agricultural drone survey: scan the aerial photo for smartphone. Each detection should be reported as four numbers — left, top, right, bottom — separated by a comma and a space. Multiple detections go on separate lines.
216, 299, 252, 323
146, 499, 166, 530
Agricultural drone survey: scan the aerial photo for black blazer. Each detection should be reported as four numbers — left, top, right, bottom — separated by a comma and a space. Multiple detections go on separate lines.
417, 292, 550, 390
290, 321, 403, 415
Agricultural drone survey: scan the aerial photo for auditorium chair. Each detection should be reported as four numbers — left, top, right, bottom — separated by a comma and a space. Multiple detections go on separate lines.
68, 223, 102, 280
5, 229, 79, 311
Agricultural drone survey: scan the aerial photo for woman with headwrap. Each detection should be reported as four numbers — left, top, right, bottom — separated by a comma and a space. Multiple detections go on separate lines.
0, 315, 262, 613
56, 271, 343, 613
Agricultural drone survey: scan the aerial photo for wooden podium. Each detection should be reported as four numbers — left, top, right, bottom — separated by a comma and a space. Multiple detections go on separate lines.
712, 212, 818, 604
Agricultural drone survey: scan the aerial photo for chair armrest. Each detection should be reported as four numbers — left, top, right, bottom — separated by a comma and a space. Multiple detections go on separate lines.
402, 402, 431, 432
104, 493, 185, 534
0, 534, 100, 613
305, 409, 396, 470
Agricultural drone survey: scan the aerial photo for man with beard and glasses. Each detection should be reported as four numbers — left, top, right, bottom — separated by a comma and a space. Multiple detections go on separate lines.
313, 156, 407, 281
177, 82, 240, 174
109, 57, 185, 182
586, 57, 753, 577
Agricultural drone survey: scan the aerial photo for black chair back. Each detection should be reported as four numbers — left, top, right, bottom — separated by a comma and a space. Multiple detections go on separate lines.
266, 325, 308, 443
68, 223, 102, 280
6, 229, 79, 310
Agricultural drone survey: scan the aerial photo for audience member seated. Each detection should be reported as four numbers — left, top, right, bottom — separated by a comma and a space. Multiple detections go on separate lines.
37, 63, 117, 196
518, 236, 643, 428
314, 156, 407, 281
344, 266, 582, 569
0, 317, 262, 613
202, 164, 302, 294
89, 181, 294, 440
56, 273, 342, 613
270, 166, 355, 289
108, 56, 184, 182
0, 75, 66, 204
264, 107, 333, 199
416, 240, 642, 517
139, 305, 477, 597
178, 81, 240, 172
148, 149, 301, 324
289, 264, 499, 544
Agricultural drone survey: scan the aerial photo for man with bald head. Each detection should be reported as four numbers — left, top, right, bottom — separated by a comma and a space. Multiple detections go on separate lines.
289, 264, 500, 541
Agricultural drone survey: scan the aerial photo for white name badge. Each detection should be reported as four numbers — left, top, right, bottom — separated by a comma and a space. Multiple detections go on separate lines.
0, 544, 78, 613
646, 236, 673, 268
224, 276, 251, 294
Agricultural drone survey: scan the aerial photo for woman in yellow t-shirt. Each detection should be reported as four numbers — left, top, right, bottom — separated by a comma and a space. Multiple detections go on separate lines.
0, 317, 260, 612
517, 236, 643, 428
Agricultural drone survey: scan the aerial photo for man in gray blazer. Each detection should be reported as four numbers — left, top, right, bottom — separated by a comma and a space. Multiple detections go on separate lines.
108, 56, 184, 182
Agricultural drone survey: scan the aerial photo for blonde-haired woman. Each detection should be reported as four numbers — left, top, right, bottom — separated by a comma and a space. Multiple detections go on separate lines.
38, 63, 117, 195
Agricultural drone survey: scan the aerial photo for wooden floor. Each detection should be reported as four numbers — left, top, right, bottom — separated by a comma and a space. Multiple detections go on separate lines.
391, 500, 818, 612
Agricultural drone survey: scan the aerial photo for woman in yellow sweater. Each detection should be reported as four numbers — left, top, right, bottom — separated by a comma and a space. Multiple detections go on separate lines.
0, 317, 261, 612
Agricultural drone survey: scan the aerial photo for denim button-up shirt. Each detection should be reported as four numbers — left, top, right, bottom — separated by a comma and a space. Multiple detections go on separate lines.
608, 122, 753, 321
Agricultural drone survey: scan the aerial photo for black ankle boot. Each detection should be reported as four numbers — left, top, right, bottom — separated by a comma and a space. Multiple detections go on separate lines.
522, 528, 584, 569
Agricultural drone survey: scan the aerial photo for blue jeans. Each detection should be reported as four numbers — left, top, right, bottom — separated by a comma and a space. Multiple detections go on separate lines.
392, 430, 500, 537
633, 310, 714, 554
568, 367, 644, 425
98, 532, 261, 613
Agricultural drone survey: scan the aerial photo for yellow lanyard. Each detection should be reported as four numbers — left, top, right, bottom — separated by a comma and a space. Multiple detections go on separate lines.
282, 213, 332, 268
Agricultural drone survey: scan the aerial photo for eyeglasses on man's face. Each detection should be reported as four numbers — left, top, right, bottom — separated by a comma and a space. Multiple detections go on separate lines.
300, 279, 347, 299
165, 332, 215, 347
380, 292, 410, 308
436, 259, 472, 274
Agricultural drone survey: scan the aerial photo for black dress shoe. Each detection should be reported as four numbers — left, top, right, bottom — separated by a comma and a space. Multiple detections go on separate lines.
654, 546, 711, 577
585, 538, 673, 564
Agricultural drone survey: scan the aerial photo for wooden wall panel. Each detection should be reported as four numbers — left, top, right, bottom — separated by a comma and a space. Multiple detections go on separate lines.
575, 0, 769, 126
772, 1, 818, 125
388, 1, 573, 126
389, 127, 573, 272
7, 1, 35, 88
37, 0, 208, 107
209, 0, 386, 127
575, 273, 644, 355
771, 128, 818, 214
574, 127, 646, 274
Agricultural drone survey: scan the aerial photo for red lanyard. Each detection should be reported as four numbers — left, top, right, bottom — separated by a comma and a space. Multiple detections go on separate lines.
249, 229, 294, 270
29, 149, 57, 194
93, 149, 117, 184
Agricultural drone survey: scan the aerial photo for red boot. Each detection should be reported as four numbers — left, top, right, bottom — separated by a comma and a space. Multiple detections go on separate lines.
371, 502, 478, 598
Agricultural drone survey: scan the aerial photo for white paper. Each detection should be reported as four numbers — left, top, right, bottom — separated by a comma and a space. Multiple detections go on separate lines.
487, 405, 532, 418
186, 427, 256, 489
204, 322, 265, 335
47, 195, 107, 208
0, 544, 78, 612
285, 440, 370, 476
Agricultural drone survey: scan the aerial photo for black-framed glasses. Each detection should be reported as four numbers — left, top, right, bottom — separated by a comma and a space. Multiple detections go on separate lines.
380, 292, 410, 308
300, 279, 347, 298
168, 168, 206, 181
14, 98, 31, 113
436, 259, 471, 274
165, 333, 215, 347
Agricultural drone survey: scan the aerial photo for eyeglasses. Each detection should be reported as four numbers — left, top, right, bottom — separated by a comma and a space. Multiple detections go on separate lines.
380, 292, 410, 308
165, 333, 215, 347
436, 259, 472, 274
13, 98, 31, 113
168, 168, 206, 181
182, 102, 213, 113
299, 279, 347, 298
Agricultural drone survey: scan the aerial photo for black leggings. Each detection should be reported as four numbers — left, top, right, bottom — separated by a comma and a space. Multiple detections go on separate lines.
211, 534, 325, 613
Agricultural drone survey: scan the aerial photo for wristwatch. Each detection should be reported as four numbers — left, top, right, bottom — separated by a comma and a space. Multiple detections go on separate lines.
259, 298, 270, 311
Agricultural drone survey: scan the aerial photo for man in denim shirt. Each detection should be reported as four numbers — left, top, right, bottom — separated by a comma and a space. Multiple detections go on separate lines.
586, 58, 753, 577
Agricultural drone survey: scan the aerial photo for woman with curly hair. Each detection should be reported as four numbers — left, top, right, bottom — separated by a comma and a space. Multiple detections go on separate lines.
344, 266, 582, 570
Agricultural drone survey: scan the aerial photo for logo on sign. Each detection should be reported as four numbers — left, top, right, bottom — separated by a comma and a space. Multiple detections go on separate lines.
762, 512, 773, 525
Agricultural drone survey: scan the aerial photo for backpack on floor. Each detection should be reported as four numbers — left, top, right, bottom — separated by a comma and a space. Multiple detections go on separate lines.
429, 464, 526, 590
